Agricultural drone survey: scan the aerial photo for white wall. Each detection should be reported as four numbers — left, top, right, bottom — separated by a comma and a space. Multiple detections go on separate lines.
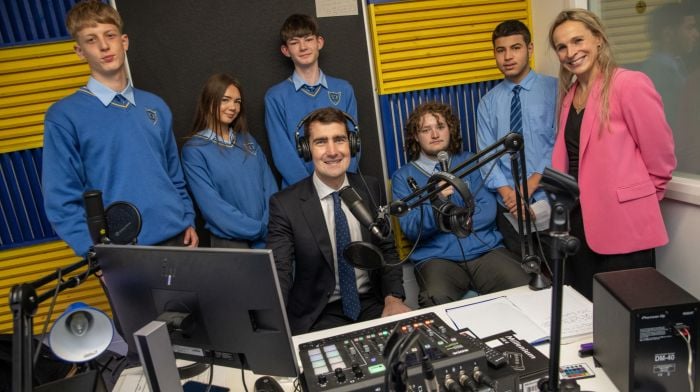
658, 184, 700, 299
531, 0, 589, 77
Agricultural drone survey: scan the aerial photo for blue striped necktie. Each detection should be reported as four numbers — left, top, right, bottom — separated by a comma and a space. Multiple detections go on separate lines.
510, 85, 523, 134
112, 94, 129, 108
332, 192, 361, 320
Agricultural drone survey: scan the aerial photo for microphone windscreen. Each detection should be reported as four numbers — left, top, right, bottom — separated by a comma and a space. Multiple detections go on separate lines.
105, 201, 142, 244
343, 241, 384, 270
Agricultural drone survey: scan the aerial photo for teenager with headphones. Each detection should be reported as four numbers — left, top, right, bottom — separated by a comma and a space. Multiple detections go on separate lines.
391, 102, 530, 307
267, 107, 410, 334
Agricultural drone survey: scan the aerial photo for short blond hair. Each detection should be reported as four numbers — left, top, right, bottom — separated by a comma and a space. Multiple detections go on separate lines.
66, 0, 123, 39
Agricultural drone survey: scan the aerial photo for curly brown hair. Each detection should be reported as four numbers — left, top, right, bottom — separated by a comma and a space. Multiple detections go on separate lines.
404, 102, 462, 161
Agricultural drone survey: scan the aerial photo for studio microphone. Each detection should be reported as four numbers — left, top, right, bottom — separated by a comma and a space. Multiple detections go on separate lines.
436, 151, 451, 202
83, 190, 109, 245
338, 186, 384, 240
437, 150, 449, 172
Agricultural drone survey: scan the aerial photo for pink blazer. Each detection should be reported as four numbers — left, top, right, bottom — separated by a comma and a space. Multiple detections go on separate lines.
552, 68, 676, 254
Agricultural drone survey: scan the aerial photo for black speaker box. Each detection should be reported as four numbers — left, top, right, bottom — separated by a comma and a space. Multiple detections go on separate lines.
593, 267, 698, 392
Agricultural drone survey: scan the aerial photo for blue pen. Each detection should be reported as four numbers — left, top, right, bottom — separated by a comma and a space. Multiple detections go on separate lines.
531, 337, 550, 346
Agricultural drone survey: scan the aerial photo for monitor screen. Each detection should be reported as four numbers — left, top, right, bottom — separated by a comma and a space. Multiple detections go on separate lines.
96, 244, 298, 377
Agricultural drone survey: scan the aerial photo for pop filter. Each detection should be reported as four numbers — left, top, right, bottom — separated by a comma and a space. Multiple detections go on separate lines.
105, 201, 142, 245
343, 241, 385, 270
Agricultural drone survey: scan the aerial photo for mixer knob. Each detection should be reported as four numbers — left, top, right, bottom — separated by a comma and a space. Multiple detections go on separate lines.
352, 363, 364, 378
334, 368, 346, 383
317, 374, 328, 385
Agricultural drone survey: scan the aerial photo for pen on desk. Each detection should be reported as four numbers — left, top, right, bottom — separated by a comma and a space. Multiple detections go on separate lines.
530, 337, 550, 346
578, 342, 594, 357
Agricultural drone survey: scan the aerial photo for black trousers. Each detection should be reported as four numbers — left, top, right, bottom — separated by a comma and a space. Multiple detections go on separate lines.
563, 206, 655, 300
210, 234, 250, 249
156, 229, 191, 247
415, 247, 531, 307
309, 293, 384, 333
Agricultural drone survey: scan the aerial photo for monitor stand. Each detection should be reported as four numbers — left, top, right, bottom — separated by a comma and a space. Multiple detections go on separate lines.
134, 321, 228, 392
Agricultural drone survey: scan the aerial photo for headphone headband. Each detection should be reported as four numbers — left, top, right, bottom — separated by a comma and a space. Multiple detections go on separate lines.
295, 110, 359, 136
295, 110, 361, 161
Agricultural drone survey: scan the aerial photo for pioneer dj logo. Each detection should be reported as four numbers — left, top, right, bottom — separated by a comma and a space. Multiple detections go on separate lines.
655, 352, 676, 362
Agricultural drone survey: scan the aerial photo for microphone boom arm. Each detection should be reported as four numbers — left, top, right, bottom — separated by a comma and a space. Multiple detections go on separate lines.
10, 252, 100, 392
390, 133, 522, 214
388, 132, 549, 290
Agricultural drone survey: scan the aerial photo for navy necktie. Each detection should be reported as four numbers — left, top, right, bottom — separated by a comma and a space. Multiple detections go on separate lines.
510, 85, 523, 134
332, 192, 361, 320
112, 94, 129, 108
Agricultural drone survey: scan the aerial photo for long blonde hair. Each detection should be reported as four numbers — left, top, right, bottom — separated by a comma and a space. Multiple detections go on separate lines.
549, 9, 617, 131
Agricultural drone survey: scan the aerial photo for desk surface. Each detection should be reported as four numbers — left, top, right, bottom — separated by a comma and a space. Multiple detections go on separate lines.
115, 285, 619, 391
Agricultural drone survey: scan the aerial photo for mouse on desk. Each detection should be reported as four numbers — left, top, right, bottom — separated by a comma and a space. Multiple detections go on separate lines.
253, 376, 284, 392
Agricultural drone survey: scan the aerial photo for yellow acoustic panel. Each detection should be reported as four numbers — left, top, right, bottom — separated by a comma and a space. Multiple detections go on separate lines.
369, 0, 531, 94
0, 41, 90, 153
0, 241, 111, 334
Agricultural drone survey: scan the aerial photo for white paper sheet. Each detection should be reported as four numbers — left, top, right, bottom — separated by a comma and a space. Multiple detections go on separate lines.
507, 285, 593, 343
444, 286, 593, 345
445, 297, 548, 344
503, 199, 551, 231
315, 0, 358, 17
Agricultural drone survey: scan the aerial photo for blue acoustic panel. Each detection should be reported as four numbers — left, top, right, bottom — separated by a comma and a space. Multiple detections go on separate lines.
0, 148, 58, 249
0, 0, 97, 47
379, 80, 500, 177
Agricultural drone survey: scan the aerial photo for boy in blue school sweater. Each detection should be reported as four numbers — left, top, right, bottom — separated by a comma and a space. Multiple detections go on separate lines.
265, 14, 359, 188
392, 102, 529, 307
42, 0, 197, 256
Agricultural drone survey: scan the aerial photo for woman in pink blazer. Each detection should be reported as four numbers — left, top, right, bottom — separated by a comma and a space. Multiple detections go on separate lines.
548, 9, 676, 299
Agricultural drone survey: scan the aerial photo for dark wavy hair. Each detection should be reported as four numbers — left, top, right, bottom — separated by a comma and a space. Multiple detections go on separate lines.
404, 102, 462, 161
189, 73, 248, 137
280, 14, 320, 44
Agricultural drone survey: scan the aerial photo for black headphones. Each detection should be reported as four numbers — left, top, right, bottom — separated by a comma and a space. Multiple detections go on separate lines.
295, 111, 361, 162
429, 171, 475, 238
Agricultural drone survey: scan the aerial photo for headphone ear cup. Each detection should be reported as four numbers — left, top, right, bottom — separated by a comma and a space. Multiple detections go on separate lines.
450, 206, 472, 238
349, 132, 360, 157
295, 133, 312, 162
434, 201, 453, 233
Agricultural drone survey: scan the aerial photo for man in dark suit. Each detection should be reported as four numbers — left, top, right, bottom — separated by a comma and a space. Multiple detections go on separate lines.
267, 107, 410, 335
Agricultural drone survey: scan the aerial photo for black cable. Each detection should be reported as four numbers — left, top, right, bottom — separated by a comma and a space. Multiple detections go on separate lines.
456, 237, 478, 294
203, 356, 214, 392
92, 355, 114, 392
33, 267, 63, 367
356, 168, 381, 212
109, 355, 132, 384
533, 228, 553, 276
397, 202, 425, 265
241, 365, 249, 392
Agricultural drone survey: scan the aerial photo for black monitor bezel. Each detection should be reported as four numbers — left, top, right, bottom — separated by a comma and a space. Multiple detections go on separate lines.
96, 244, 298, 377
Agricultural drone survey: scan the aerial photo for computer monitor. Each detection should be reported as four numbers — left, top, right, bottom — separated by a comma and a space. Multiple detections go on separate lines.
95, 244, 298, 377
